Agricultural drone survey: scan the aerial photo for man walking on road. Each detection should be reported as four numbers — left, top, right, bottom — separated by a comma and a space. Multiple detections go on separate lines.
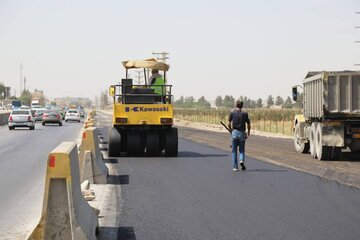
228, 100, 251, 171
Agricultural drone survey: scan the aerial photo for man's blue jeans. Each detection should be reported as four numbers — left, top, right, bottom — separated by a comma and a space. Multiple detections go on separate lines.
232, 130, 246, 168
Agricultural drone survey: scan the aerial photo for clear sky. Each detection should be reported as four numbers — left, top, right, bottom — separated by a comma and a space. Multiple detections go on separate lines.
0, 0, 359, 101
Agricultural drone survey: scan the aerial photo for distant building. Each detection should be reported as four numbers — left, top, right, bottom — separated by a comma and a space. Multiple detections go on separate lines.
32, 89, 44, 100
5, 87, 11, 99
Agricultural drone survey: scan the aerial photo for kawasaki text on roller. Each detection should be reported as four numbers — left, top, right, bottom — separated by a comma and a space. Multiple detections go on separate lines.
125, 106, 169, 112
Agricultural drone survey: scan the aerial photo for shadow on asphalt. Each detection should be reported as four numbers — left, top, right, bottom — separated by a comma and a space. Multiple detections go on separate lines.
245, 169, 288, 173
10, 128, 43, 131
107, 174, 129, 185
300, 151, 360, 162
98, 227, 137, 240
178, 151, 228, 158
104, 158, 118, 164
117, 227, 137, 240
335, 152, 360, 162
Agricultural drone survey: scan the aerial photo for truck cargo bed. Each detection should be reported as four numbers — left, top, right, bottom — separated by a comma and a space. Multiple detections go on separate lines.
303, 71, 360, 119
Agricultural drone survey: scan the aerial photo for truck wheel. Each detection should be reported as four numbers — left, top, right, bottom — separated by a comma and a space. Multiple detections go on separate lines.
127, 131, 144, 156
108, 128, 121, 157
146, 132, 160, 156
165, 128, 178, 157
310, 123, 318, 159
294, 124, 309, 153
315, 123, 330, 160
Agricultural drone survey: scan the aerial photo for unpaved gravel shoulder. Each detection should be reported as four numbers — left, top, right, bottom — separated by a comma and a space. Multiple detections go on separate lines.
175, 120, 360, 190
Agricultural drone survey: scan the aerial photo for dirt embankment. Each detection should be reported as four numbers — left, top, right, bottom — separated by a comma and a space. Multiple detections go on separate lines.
175, 119, 360, 189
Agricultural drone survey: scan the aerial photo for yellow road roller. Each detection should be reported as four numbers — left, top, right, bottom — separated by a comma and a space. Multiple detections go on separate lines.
108, 58, 178, 157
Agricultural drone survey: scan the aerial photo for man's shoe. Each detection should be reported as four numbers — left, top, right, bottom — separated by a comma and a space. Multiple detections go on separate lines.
240, 162, 246, 171
233, 167, 238, 172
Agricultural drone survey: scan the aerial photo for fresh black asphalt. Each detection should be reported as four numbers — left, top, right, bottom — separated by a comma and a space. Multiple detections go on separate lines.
110, 133, 360, 240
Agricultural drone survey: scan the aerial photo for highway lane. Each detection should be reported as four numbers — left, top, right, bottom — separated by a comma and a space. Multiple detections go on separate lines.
95, 112, 360, 240
0, 121, 84, 239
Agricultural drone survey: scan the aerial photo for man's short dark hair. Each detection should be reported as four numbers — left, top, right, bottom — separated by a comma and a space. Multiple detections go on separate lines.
236, 100, 244, 109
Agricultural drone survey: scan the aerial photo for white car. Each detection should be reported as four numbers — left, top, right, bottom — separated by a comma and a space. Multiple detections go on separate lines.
65, 109, 81, 122
8, 109, 35, 130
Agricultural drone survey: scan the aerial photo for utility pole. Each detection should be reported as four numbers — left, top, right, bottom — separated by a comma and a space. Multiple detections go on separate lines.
355, 12, 360, 67
20, 63, 23, 96
24, 76, 27, 92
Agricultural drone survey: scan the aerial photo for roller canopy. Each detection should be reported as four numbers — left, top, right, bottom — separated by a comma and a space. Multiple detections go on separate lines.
122, 58, 169, 71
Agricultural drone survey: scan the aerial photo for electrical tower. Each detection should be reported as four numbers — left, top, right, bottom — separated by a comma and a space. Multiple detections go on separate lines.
135, 70, 143, 85
152, 51, 169, 63
152, 51, 170, 84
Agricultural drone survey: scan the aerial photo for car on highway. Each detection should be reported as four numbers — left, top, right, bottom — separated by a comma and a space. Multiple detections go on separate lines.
65, 109, 81, 122
8, 109, 35, 130
56, 108, 66, 120
42, 110, 62, 126
20, 105, 30, 110
33, 108, 47, 122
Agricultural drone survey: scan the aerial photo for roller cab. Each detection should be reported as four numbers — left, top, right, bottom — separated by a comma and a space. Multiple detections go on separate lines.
108, 58, 178, 157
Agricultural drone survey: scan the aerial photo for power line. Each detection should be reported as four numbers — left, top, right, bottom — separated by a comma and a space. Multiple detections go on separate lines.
152, 51, 169, 63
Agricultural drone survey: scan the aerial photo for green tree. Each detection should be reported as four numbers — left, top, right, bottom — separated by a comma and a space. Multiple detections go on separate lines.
283, 96, 293, 108
266, 95, 274, 108
275, 96, 284, 106
175, 96, 185, 108
196, 96, 211, 109
223, 95, 235, 108
19, 89, 31, 106
184, 96, 195, 108
215, 96, 223, 107
256, 98, 263, 108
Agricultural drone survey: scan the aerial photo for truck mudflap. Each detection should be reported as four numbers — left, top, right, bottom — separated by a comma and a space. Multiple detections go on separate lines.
321, 123, 345, 147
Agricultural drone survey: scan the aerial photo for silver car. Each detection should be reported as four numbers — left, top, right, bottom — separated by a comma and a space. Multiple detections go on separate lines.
33, 108, 47, 122
8, 109, 35, 130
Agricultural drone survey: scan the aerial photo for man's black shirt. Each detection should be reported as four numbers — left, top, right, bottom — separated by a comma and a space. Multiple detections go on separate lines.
228, 108, 250, 131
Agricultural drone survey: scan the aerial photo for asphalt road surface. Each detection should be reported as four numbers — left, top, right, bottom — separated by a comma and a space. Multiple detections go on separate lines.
0, 121, 83, 239
96, 112, 360, 240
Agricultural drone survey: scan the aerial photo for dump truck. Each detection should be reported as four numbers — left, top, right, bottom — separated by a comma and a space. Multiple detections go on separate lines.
292, 71, 360, 160
108, 58, 178, 157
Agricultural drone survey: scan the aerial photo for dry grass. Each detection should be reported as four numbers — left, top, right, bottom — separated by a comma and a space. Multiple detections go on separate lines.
174, 108, 300, 136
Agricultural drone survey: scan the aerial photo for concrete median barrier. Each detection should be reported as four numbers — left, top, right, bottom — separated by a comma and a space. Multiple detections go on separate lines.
27, 142, 98, 240
79, 127, 108, 184
84, 118, 95, 129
